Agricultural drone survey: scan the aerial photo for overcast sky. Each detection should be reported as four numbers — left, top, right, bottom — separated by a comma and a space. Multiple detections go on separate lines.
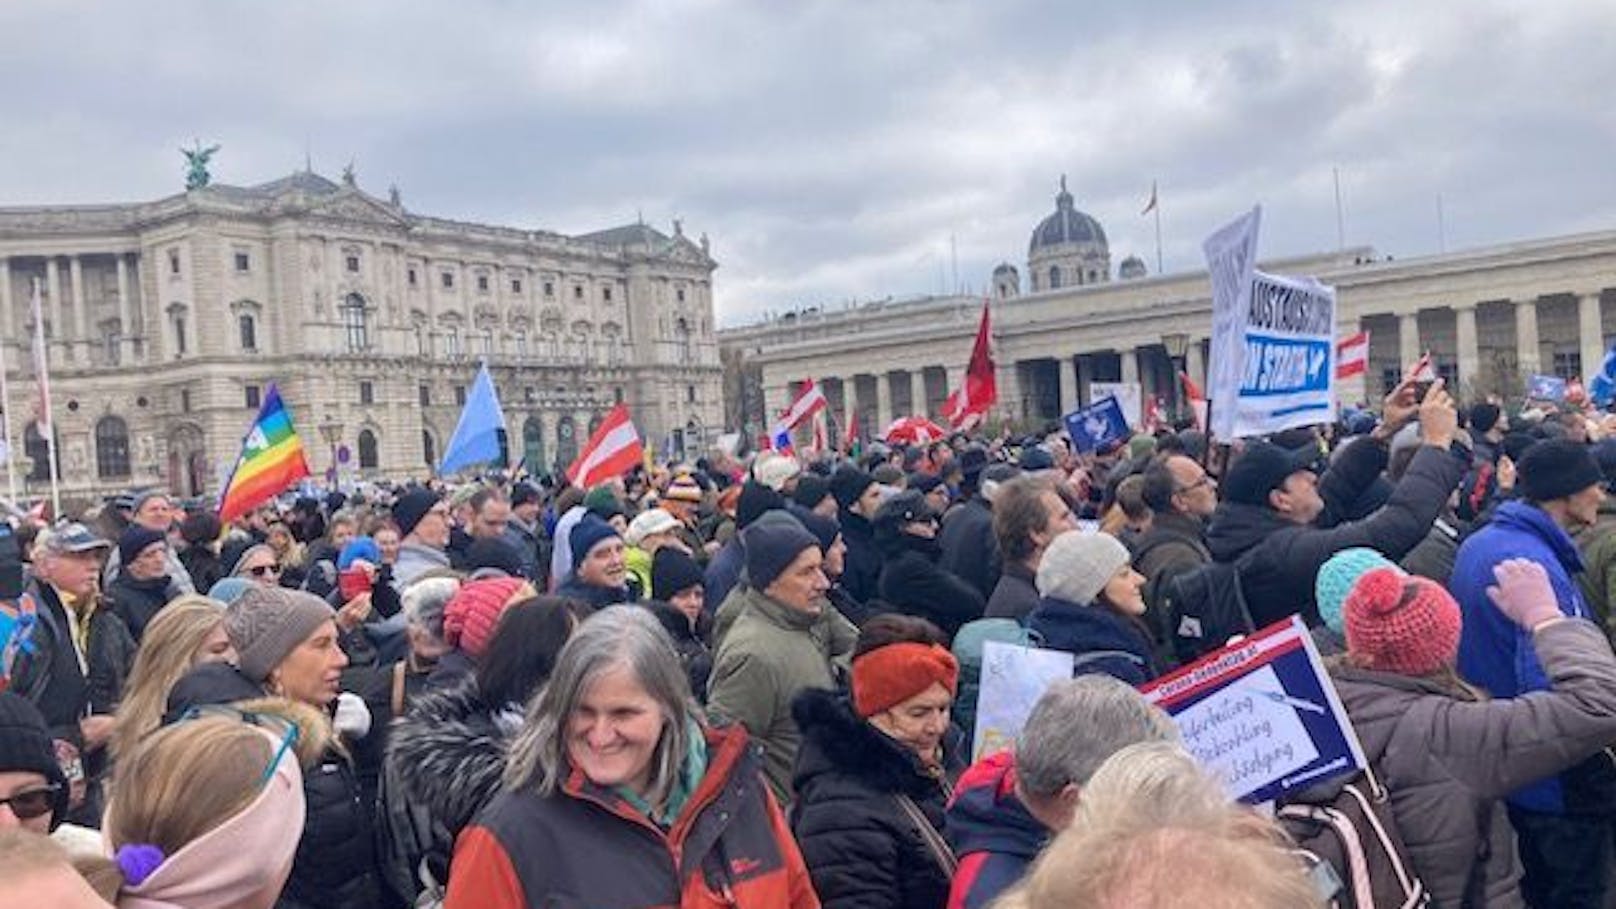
3, 1, 1612, 327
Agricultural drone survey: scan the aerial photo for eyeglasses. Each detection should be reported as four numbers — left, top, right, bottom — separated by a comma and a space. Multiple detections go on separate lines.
1176, 476, 1214, 494
0, 783, 62, 821
177, 706, 299, 788
246, 564, 280, 577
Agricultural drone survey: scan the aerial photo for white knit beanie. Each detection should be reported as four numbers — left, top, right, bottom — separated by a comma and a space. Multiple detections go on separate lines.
1036, 531, 1132, 606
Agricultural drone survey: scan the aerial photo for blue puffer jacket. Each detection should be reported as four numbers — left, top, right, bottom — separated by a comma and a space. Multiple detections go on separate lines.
1452, 500, 1616, 814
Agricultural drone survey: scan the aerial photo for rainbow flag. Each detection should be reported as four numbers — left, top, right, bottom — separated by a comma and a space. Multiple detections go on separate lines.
218, 383, 311, 523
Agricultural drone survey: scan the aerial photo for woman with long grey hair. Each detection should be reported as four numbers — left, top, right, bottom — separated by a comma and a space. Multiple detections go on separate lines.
444, 606, 818, 909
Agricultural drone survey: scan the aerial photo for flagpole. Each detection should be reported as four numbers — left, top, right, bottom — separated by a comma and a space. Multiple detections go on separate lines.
1153, 199, 1164, 275
0, 331, 16, 505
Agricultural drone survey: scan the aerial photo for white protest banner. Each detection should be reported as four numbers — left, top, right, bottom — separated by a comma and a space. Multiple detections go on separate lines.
972, 640, 1073, 761
1089, 381, 1142, 428
1234, 270, 1337, 436
1140, 615, 1366, 805
1203, 206, 1262, 440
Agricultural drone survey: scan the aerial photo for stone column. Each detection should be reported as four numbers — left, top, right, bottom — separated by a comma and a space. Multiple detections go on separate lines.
45, 258, 64, 359
1186, 338, 1207, 387
130, 254, 145, 362
1579, 291, 1605, 380
1514, 298, 1541, 377
0, 259, 11, 358
1074, 355, 1091, 407
69, 256, 87, 363
909, 369, 927, 418
1057, 356, 1078, 414
875, 371, 893, 431
1398, 311, 1421, 368
1120, 348, 1139, 386
115, 255, 133, 363
1454, 304, 1479, 391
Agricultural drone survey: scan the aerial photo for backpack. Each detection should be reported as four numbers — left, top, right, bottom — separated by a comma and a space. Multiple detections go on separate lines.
1162, 557, 1256, 664
1277, 767, 1431, 909
951, 618, 1037, 744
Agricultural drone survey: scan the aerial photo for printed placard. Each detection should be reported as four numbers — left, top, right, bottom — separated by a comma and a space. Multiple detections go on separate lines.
1141, 615, 1365, 804
972, 640, 1074, 761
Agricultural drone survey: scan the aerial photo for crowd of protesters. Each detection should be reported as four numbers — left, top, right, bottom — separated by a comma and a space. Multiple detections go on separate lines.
10, 372, 1616, 907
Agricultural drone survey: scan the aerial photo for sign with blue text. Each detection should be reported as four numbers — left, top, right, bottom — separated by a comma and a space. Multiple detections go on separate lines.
1205, 208, 1339, 438
1064, 396, 1130, 453
1140, 615, 1365, 805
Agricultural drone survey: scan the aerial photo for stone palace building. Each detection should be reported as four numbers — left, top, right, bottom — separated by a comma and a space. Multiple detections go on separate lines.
0, 165, 722, 503
722, 180, 1616, 439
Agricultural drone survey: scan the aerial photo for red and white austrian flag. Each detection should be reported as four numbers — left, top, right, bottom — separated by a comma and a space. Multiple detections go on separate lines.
567, 403, 645, 489
1335, 331, 1369, 379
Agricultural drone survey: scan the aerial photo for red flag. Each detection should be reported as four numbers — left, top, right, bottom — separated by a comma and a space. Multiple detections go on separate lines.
945, 301, 997, 429
1407, 351, 1436, 382
841, 408, 860, 453
1179, 371, 1207, 432
1335, 331, 1369, 379
567, 403, 644, 489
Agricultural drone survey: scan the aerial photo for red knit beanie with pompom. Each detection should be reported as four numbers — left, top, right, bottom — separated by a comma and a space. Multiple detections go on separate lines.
1343, 566, 1462, 676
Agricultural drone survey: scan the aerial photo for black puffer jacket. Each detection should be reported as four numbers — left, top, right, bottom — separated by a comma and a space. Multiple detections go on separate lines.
790, 688, 956, 909
382, 679, 518, 899
643, 601, 714, 701
1205, 441, 1465, 628
938, 496, 999, 601
280, 746, 384, 909
106, 573, 172, 643
839, 510, 884, 606
876, 532, 985, 639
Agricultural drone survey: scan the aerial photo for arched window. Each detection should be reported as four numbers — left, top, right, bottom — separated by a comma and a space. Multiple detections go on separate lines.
95, 416, 131, 479
239, 314, 257, 352
343, 294, 368, 352
358, 429, 379, 470
421, 429, 437, 467
556, 415, 578, 468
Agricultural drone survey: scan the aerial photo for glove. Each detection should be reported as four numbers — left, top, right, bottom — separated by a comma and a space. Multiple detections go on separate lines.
333, 692, 372, 740
1486, 559, 1563, 631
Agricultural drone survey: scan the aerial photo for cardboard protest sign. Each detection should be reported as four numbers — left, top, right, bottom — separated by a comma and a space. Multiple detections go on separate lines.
1140, 615, 1365, 805
1064, 396, 1130, 454
1204, 206, 1262, 440
972, 640, 1073, 761
1088, 381, 1142, 428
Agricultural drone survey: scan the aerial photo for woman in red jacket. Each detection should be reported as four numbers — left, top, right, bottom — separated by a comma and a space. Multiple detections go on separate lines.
445, 605, 819, 909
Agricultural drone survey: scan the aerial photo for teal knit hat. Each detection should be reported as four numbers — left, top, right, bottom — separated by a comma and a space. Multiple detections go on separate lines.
1316, 548, 1397, 633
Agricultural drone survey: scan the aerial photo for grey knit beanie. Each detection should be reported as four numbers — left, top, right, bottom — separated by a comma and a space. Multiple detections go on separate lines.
1036, 531, 1132, 606
224, 585, 337, 684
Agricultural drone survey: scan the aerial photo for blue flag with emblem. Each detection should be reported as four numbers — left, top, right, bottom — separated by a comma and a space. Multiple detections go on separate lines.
1590, 346, 1616, 406
1527, 374, 1567, 402
1064, 396, 1130, 453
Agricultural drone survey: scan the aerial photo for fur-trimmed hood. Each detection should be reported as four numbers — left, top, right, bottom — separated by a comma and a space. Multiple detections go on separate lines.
791, 686, 951, 799
387, 680, 518, 835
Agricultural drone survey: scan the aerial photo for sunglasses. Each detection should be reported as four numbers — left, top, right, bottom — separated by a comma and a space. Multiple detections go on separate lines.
178, 706, 299, 788
247, 564, 281, 577
0, 783, 62, 821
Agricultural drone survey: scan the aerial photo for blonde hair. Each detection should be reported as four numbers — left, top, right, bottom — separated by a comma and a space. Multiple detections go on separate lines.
106, 698, 329, 862
112, 595, 230, 762
1021, 743, 1324, 909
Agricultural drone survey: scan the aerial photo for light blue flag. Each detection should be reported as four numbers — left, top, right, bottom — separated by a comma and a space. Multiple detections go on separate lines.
439, 363, 508, 474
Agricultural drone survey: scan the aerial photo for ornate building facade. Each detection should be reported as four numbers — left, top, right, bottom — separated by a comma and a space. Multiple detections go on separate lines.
0, 167, 722, 503
722, 180, 1616, 439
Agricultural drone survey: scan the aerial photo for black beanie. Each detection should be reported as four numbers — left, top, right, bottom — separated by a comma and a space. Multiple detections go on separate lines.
651, 546, 705, 600
736, 481, 785, 531
118, 523, 168, 567
0, 693, 68, 827
1502, 432, 1538, 464
830, 465, 877, 511
743, 510, 819, 592
787, 503, 841, 553
1518, 440, 1604, 502
792, 474, 832, 510
465, 537, 525, 577
393, 488, 442, 537
1469, 403, 1501, 435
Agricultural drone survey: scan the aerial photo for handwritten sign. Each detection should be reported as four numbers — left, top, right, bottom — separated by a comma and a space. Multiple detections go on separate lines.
1141, 615, 1365, 804
972, 641, 1073, 761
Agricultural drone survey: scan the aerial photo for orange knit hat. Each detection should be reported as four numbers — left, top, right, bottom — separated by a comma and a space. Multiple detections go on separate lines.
851, 642, 959, 718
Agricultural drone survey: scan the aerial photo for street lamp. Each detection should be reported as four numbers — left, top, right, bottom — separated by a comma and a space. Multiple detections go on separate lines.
1161, 332, 1190, 424
318, 419, 342, 487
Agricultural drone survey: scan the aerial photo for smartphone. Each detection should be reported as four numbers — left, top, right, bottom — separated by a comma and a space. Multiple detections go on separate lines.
338, 566, 374, 601
1413, 379, 1435, 403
